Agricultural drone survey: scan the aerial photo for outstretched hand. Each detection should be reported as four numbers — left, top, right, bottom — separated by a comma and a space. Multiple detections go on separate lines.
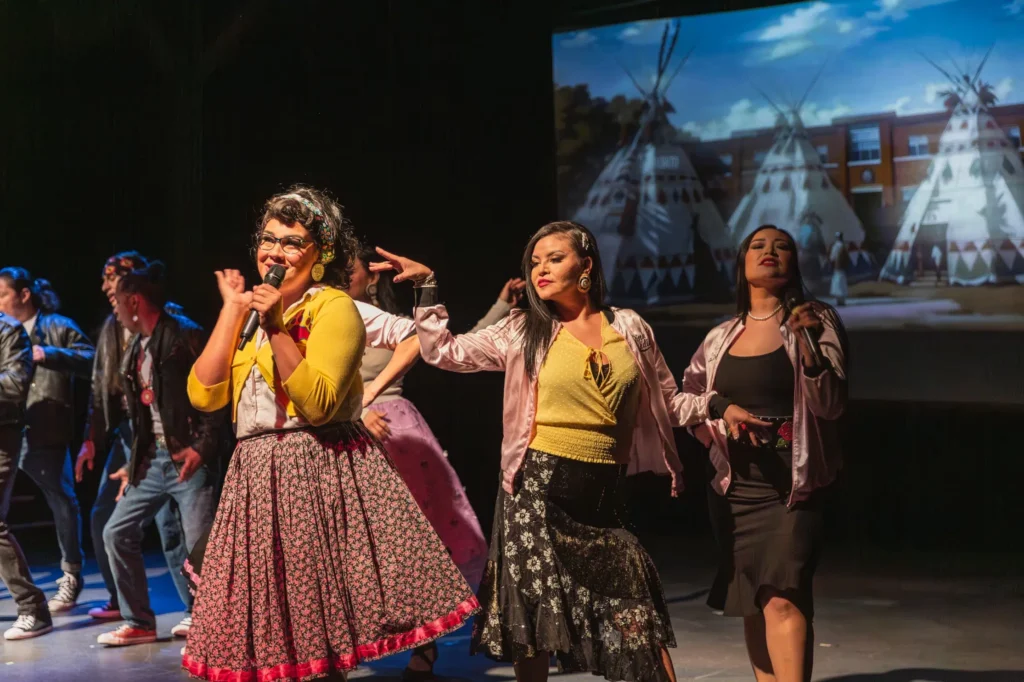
499, 278, 526, 306
215, 269, 253, 310
723, 404, 773, 446
369, 247, 433, 284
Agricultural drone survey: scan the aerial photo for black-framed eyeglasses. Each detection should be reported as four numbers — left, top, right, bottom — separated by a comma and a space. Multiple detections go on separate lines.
256, 234, 313, 255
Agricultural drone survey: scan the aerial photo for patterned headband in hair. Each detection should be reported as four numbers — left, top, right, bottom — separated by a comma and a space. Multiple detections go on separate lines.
280, 192, 335, 265
103, 254, 147, 279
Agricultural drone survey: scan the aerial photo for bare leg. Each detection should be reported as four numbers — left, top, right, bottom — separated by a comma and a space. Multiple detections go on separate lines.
762, 595, 809, 682
660, 645, 678, 682
743, 613, 776, 682
514, 654, 551, 682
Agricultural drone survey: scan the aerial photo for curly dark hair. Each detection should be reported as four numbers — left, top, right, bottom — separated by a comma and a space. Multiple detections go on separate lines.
256, 185, 359, 290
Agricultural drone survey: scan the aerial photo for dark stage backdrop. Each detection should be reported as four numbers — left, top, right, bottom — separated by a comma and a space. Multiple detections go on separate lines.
1, 0, 1019, 554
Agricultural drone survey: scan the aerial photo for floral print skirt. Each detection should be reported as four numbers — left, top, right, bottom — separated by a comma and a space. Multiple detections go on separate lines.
182, 422, 479, 682
370, 398, 488, 588
471, 450, 676, 682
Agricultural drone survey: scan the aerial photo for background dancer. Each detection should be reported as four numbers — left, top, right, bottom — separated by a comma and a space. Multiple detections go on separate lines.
96, 261, 221, 646
348, 247, 520, 680
373, 221, 768, 682
0, 267, 94, 613
75, 252, 193, 635
184, 186, 477, 681
0, 311, 52, 641
685, 224, 848, 682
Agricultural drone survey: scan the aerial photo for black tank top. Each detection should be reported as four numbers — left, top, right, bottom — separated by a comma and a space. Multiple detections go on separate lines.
713, 345, 794, 419
713, 346, 796, 488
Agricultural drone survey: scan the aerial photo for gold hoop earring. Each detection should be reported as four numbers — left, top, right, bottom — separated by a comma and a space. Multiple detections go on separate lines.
311, 263, 325, 282
578, 273, 592, 292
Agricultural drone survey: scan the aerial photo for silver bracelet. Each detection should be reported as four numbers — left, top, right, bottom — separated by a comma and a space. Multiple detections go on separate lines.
413, 272, 437, 288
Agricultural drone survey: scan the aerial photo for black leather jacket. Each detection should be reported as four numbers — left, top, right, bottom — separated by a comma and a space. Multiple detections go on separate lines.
0, 313, 32, 429
119, 311, 225, 485
83, 304, 184, 452
24, 312, 95, 448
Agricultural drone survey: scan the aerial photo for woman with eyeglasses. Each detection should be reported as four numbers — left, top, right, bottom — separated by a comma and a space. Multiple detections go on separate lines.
683, 224, 848, 682
182, 186, 478, 681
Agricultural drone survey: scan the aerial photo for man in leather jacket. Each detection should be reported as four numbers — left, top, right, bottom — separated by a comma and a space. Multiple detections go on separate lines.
97, 263, 224, 646
0, 311, 52, 640
75, 252, 192, 633
0, 267, 94, 613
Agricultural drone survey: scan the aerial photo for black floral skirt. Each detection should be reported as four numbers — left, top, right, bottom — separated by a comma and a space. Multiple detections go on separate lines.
470, 450, 675, 682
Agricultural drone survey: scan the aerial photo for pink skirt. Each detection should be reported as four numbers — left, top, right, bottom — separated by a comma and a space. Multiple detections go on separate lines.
182, 422, 479, 682
370, 398, 488, 588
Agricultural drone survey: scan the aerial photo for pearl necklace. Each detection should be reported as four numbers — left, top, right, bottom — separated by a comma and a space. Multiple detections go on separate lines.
747, 304, 783, 321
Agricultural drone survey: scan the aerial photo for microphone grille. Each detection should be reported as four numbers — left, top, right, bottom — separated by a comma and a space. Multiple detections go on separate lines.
265, 264, 286, 287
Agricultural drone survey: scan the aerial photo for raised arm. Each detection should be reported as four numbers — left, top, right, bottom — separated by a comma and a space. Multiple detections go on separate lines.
468, 278, 523, 333
354, 299, 417, 349
370, 248, 512, 373
188, 270, 251, 412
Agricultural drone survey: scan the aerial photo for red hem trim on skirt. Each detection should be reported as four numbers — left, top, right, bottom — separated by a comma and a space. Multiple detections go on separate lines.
182, 595, 481, 682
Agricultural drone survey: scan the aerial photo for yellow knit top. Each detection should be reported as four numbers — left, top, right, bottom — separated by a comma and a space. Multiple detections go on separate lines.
529, 316, 641, 464
187, 287, 366, 427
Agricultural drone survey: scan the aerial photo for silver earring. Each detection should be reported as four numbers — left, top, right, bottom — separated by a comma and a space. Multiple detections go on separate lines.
132, 315, 138, 323
367, 283, 378, 306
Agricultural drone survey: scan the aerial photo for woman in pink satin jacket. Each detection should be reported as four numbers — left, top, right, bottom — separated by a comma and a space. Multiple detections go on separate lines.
683, 224, 848, 682
371, 220, 766, 682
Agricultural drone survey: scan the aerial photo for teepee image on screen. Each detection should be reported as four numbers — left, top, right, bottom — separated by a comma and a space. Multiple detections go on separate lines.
572, 22, 734, 306
728, 80, 875, 286
881, 50, 1024, 286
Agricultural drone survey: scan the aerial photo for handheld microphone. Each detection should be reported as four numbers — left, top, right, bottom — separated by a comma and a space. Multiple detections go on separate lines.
237, 265, 286, 350
784, 289, 824, 368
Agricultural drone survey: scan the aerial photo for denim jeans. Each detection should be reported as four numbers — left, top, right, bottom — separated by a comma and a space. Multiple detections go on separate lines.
91, 421, 193, 612
18, 438, 83, 574
0, 427, 48, 618
103, 447, 214, 630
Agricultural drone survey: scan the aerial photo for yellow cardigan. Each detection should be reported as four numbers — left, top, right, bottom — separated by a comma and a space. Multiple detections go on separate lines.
187, 287, 366, 427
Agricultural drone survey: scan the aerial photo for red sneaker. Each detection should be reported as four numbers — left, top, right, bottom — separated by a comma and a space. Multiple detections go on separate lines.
97, 624, 157, 646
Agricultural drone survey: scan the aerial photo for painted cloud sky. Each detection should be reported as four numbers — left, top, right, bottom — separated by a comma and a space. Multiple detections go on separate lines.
553, 0, 1022, 141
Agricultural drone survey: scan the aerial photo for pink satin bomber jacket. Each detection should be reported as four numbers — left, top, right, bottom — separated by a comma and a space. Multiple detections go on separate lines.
682, 301, 848, 506
413, 303, 716, 497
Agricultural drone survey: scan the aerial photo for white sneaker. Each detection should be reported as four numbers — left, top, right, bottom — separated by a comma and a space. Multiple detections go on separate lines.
171, 615, 192, 638
47, 572, 82, 613
3, 614, 54, 641
97, 624, 157, 646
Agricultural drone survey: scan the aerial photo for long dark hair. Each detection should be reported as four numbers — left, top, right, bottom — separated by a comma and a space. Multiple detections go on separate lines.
734, 224, 809, 317
0, 267, 61, 313
356, 245, 401, 315
735, 224, 850, 362
117, 261, 168, 308
257, 185, 360, 290
521, 220, 607, 377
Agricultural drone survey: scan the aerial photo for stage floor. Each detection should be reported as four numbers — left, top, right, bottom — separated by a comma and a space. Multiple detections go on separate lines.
1, 543, 1022, 681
